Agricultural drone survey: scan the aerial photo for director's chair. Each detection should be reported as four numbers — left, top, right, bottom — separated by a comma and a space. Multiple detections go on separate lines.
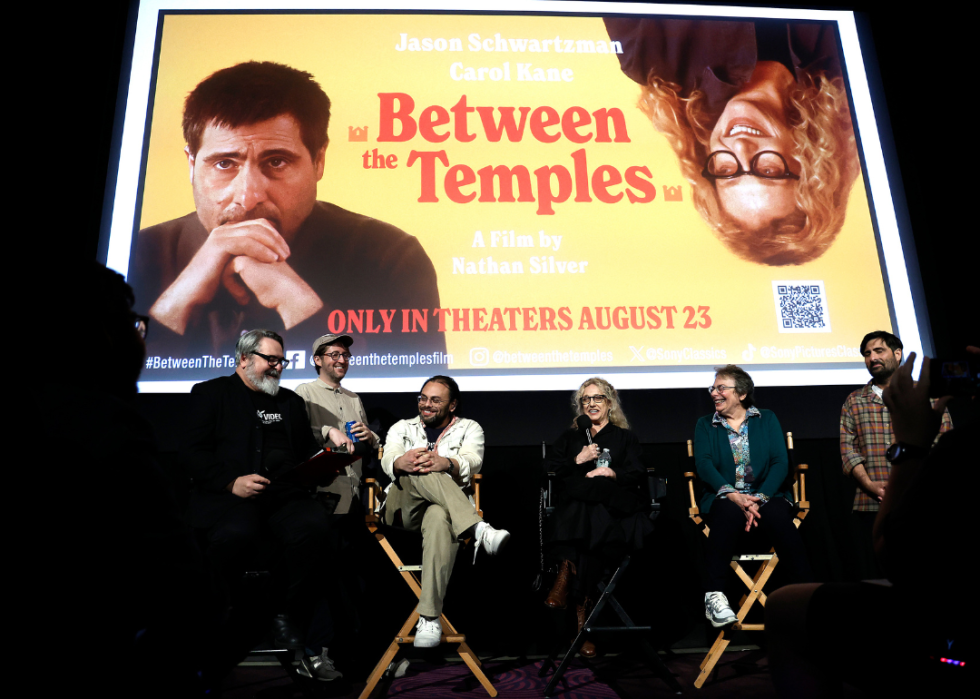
358, 473, 497, 699
538, 466, 683, 696
685, 432, 810, 688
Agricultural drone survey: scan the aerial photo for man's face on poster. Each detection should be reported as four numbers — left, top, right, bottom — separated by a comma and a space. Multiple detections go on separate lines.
187, 114, 326, 241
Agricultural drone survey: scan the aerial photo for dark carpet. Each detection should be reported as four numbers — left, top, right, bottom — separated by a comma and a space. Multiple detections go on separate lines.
219, 650, 869, 697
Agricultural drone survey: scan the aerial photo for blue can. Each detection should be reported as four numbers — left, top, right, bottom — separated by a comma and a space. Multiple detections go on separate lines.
345, 420, 360, 442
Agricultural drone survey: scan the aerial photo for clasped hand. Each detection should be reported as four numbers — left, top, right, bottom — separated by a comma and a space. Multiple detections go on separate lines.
726, 491, 762, 531
230, 473, 270, 499
150, 218, 322, 333
394, 447, 452, 475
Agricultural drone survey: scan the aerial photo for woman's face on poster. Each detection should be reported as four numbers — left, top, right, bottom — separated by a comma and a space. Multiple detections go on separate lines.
707, 66, 801, 231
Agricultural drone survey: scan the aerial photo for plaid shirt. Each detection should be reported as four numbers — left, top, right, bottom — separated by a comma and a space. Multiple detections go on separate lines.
840, 380, 953, 511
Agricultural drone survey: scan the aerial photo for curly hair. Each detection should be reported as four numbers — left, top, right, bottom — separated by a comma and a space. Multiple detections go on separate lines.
639, 70, 859, 265
714, 364, 756, 409
571, 377, 630, 429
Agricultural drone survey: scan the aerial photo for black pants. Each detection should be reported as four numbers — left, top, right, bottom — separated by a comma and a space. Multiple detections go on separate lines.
703, 497, 813, 593
205, 491, 332, 646
848, 510, 883, 580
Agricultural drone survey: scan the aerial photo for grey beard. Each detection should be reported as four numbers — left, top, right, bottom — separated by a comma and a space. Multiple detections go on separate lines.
246, 362, 280, 396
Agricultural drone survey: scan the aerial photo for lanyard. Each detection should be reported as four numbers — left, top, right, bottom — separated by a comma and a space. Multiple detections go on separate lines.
428, 416, 459, 450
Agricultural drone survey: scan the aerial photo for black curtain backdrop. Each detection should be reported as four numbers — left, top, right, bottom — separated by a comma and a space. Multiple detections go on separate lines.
58, 0, 976, 657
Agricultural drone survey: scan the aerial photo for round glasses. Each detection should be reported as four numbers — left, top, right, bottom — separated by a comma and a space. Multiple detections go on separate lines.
702, 151, 799, 181
418, 395, 447, 406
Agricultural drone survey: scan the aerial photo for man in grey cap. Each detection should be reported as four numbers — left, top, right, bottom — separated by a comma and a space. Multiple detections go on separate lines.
295, 333, 380, 516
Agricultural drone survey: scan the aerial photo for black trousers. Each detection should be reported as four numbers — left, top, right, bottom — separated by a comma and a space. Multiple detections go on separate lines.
848, 510, 884, 580
205, 489, 332, 646
703, 497, 813, 593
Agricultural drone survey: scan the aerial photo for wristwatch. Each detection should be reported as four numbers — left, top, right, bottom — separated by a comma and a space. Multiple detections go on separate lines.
885, 442, 930, 464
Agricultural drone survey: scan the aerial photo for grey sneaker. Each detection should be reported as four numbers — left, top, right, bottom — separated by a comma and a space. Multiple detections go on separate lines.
705, 591, 737, 627
297, 647, 343, 681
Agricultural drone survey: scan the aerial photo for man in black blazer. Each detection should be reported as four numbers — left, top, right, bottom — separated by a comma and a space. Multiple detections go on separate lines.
183, 328, 340, 681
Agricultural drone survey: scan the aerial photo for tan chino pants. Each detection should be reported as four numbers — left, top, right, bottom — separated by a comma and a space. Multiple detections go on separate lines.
383, 471, 483, 617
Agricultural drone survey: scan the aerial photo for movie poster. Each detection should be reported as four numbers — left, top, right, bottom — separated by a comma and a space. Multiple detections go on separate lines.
127, 12, 891, 386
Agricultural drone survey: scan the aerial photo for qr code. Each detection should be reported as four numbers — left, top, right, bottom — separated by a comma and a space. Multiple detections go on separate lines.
772, 281, 831, 333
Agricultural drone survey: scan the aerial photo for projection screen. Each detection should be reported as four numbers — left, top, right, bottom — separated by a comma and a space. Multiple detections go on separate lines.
101, 1, 924, 393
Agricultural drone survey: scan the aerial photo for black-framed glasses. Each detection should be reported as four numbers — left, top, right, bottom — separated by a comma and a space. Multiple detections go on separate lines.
702, 151, 800, 181
322, 351, 352, 360
133, 314, 150, 339
708, 385, 735, 395
252, 351, 290, 368
418, 395, 447, 406
580, 395, 607, 406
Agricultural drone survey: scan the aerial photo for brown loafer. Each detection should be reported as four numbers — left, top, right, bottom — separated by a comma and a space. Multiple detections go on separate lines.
544, 560, 576, 609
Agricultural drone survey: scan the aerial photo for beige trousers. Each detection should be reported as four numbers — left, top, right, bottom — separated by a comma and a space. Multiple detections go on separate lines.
383, 471, 483, 617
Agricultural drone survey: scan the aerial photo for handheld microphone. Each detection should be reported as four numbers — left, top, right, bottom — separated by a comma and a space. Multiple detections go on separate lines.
576, 414, 594, 446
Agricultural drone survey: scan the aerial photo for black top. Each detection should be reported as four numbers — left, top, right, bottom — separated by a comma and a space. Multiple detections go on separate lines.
131, 200, 445, 379
180, 373, 321, 528
547, 423, 647, 515
247, 386, 296, 475
603, 18, 843, 124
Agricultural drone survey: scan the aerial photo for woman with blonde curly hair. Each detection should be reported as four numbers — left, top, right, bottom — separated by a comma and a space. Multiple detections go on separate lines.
605, 18, 860, 265
542, 377, 652, 657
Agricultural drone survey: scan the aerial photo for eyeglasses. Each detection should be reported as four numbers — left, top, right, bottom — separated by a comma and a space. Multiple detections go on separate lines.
580, 395, 607, 406
321, 351, 352, 360
133, 314, 150, 339
708, 385, 735, 395
702, 151, 800, 181
252, 351, 290, 368
418, 395, 447, 406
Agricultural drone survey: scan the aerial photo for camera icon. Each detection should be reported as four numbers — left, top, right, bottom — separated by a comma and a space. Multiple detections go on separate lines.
469, 347, 490, 366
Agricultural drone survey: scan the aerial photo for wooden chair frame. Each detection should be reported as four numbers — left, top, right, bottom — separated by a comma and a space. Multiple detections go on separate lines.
358, 473, 496, 699
685, 432, 810, 688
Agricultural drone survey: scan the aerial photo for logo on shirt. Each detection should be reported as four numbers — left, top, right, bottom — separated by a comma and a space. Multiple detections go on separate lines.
256, 410, 283, 425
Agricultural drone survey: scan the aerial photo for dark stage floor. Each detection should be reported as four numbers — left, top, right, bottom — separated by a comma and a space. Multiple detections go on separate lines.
220, 648, 867, 698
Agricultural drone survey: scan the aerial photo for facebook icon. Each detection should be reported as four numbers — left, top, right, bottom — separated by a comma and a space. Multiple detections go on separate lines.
287, 350, 306, 371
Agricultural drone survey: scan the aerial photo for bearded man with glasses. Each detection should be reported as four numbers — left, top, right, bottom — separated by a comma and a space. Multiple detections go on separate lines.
380, 375, 510, 648
183, 328, 339, 680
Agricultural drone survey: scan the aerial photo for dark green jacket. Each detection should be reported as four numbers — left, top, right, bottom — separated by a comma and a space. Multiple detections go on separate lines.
693, 408, 788, 513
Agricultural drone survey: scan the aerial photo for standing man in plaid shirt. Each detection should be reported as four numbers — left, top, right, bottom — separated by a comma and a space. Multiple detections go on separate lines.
840, 331, 952, 578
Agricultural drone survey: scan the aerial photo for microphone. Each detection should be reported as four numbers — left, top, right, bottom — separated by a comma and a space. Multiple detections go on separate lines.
576, 414, 594, 446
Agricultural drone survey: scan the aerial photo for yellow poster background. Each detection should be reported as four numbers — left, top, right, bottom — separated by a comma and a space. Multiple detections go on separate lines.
138, 13, 890, 371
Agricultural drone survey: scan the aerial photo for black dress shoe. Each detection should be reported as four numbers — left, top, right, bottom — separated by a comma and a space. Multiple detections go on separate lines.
272, 613, 305, 650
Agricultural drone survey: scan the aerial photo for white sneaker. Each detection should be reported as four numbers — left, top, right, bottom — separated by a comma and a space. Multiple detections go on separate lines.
414, 616, 442, 648
296, 647, 343, 681
705, 591, 737, 628
473, 521, 510, 562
